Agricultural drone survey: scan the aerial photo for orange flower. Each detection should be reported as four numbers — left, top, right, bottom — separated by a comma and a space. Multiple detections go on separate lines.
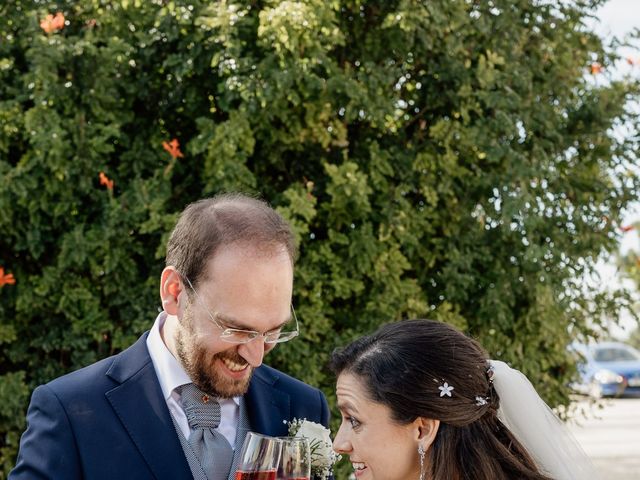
590, 62, 603, 74
0, 267, 16, 287
40, 12, 65, 34
99, 171, 114, 190
162, 138, 184, 159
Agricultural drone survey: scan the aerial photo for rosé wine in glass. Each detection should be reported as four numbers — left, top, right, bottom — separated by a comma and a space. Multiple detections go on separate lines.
235, 470, 277, 480
236, 433, 282, 480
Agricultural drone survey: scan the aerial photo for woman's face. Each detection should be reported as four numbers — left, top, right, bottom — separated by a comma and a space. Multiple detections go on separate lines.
333, 372, 422, 480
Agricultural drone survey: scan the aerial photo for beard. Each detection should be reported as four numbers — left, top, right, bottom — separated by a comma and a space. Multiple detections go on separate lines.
175, 305, 254, 398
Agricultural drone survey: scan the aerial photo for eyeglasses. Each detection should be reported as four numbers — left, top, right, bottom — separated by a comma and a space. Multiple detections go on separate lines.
182, 276, 300, 344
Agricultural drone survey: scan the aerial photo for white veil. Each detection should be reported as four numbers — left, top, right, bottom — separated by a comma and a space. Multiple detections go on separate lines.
489, 360, 601, 480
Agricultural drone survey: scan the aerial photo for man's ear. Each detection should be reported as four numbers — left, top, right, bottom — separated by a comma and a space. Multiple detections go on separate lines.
416, 417, 440, 451
160, 266, 183, 315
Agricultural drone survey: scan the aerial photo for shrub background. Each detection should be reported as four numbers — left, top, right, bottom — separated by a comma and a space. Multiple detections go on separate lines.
1, 0, 639, 477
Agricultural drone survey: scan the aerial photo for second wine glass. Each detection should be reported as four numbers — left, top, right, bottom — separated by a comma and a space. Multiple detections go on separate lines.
277, 437, 311, 480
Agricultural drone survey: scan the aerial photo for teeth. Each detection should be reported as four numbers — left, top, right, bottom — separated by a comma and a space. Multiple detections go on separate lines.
352, 463, 365, 470
222, 358, 248, 372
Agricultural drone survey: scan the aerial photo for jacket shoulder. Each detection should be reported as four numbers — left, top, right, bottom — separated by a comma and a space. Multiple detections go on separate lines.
44, 332, 151, 399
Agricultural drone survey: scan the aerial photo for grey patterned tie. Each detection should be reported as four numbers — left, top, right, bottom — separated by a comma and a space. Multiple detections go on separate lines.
181, 384, 234, 480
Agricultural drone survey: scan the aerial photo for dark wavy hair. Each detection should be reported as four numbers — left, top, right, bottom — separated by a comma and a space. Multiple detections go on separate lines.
165, 193, 297, 287
330, 319, 553, 480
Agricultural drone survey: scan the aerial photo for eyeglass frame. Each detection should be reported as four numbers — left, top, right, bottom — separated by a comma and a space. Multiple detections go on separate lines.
181, 275, 300, 344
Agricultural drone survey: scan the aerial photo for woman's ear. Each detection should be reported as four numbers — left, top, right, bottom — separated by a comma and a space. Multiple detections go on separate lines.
160, 266, 183, 315
416, 417, 440, 450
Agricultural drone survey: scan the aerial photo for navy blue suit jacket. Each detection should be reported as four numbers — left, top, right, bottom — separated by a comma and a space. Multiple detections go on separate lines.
10, 333, 331, 479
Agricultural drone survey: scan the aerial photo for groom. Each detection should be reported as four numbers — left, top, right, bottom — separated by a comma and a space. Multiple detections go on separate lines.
11, 193, 330, 480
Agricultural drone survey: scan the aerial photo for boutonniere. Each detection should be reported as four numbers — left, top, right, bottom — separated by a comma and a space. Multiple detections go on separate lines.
285, 418, 340, 479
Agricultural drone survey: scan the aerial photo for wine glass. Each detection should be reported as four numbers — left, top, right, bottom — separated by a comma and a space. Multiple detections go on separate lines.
277, 437, 311, 480
235, 432, 282, 480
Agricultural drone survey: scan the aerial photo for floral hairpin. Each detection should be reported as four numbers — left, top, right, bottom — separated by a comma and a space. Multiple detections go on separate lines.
438, 381, 454, 397
475, 396, 488, 406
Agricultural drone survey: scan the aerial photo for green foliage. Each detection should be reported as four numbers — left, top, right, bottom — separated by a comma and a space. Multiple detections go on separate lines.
1, 1, 639, 477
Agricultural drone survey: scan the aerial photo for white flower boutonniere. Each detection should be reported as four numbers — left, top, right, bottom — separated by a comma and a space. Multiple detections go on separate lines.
286, 418, 340, 479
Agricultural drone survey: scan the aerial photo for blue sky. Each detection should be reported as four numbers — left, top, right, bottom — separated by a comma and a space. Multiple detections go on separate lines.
596, 0, 638, 39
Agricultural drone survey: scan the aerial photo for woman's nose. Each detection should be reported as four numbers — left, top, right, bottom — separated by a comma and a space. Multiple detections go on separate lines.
332, 424, 352, 454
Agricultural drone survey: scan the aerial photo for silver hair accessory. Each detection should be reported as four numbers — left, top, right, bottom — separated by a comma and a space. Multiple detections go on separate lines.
475, 364, 495, 407
418, 444, 425, 480
486, 365, 495, 383
438, 381, 454, 397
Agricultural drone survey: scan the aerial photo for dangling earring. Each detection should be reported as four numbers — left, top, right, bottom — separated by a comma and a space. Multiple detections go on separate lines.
418, 444, 426, 480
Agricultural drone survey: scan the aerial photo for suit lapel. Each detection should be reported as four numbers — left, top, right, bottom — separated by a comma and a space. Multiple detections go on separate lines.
105, 334, 192, 480
226, 368, 291, 480
245, 366, 291, 437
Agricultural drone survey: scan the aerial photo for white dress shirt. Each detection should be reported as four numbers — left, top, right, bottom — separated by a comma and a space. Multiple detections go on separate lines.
146, 312, 239, 447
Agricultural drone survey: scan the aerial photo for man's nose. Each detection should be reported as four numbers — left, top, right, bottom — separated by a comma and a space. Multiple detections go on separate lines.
239, 337, 267, 367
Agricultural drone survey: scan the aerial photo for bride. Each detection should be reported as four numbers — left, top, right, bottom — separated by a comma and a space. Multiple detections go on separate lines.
331, 319, 599, 480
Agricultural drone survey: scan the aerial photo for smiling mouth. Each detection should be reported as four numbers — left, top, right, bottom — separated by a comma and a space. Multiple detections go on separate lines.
352, 462, 366, 472
221, 357, 249, 372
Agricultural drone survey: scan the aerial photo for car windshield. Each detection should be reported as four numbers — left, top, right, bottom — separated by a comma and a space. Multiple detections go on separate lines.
592, 347, 640, 362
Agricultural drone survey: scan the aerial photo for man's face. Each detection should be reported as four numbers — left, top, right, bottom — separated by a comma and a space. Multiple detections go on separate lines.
175, 244, 294, 398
